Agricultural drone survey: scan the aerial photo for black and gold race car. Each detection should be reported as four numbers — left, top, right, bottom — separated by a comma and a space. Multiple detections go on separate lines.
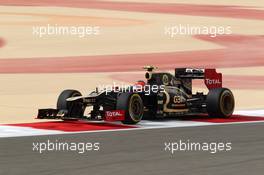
37, 66, 235, 124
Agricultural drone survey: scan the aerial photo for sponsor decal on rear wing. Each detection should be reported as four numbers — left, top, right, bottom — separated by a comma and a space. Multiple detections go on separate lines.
204, 69, 222, 89
174, 68, 222, 89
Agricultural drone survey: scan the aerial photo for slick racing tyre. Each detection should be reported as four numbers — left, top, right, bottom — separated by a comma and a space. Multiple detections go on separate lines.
57, 89, 85, 118
206, 88, 235, 118
117, 93, 144, 124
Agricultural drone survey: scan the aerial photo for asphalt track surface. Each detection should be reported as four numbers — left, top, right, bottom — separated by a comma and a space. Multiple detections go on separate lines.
1, 122, 264, 175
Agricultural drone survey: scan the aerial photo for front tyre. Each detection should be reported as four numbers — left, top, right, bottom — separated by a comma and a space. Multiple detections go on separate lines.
206, 88, 235, 118
117, 93, 144, 124
57, 89, 85, 118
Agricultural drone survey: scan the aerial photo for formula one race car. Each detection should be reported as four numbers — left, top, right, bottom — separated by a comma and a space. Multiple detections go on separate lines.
37, 66, 235, 124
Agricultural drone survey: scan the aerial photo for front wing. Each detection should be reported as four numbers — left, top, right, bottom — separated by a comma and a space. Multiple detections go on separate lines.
37, 109, 125, 122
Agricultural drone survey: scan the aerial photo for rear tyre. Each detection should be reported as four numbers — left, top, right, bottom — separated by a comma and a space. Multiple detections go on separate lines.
206, 88, 235, 118
57, 89, 85, 118
117, 93, 144, 124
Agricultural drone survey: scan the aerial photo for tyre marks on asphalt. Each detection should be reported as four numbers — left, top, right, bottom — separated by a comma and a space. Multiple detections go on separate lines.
0, 38, 5, 48
0, 35, 263, 73
1, 0, 264, 20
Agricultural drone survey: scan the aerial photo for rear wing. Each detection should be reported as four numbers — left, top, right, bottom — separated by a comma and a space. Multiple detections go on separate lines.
175, 68, 222, 89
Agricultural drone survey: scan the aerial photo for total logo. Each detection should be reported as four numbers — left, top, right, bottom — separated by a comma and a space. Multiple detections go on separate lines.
105, 111, 123, 117
205, 78, 222, 85
105, 110, 125, 121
